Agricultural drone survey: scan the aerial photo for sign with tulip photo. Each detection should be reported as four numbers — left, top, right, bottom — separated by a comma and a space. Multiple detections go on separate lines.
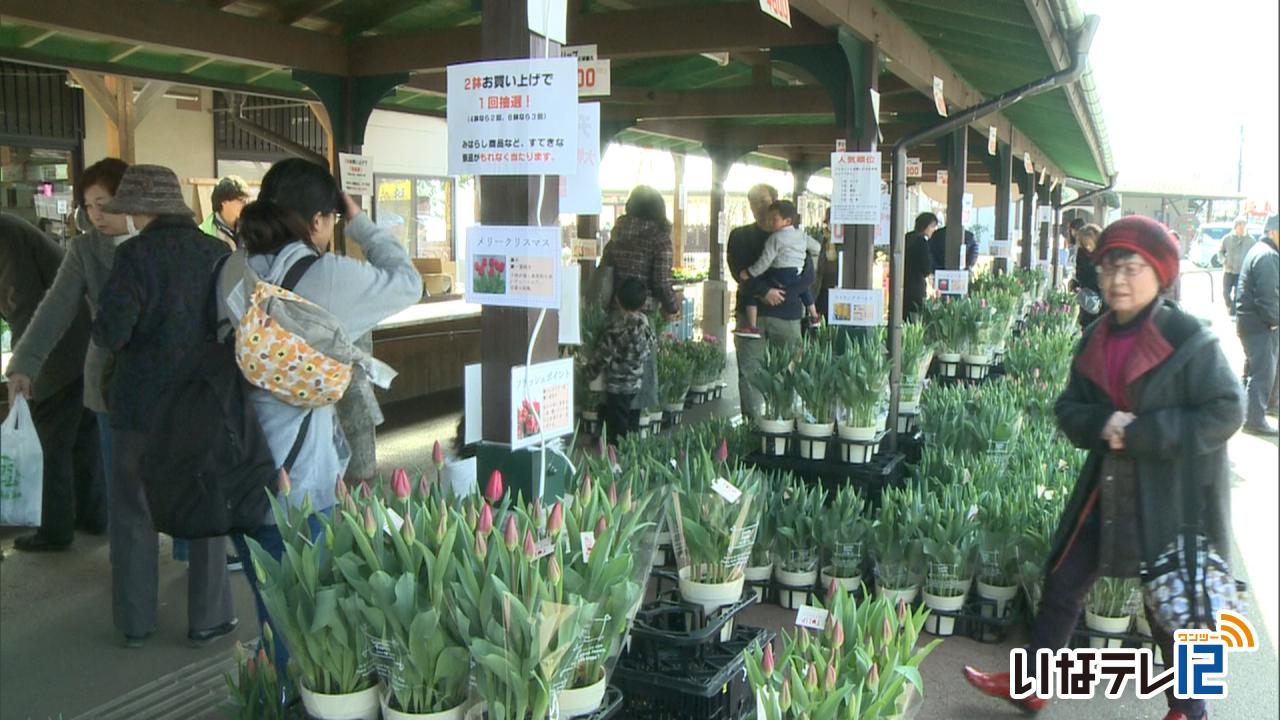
465, 225, 562, 309
510, 357, 575, 449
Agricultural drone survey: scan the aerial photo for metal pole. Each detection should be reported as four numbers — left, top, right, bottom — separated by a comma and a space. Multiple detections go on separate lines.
886, 147, 907, 453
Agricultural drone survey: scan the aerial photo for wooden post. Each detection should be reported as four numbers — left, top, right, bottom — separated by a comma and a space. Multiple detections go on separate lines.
707, 146, 744, 282
1020, 172, 1035, 270
1051, 185, 1063, 286
993, 140, 1013, 274
672, 152, 686, 267
944, 127, 967, 270
844, 37, 878, 290
1037, 179, 1052, 266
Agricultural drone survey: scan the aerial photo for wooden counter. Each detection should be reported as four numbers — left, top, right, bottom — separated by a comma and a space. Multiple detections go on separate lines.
372, 299, 481, 404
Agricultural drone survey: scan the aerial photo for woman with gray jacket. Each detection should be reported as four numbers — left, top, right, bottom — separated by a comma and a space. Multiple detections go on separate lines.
219, 159, 421, 677
6, 158, 129, 549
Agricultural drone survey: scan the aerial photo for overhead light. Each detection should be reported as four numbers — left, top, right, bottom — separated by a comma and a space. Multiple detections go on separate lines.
162, 90, 200, 102
700, 52, 730, 67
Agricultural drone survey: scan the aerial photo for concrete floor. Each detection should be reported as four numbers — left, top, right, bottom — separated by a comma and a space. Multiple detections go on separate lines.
1, 273, 1276, 719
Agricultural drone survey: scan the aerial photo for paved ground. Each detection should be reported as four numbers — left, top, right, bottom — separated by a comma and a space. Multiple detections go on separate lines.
1, 276, 1276, 719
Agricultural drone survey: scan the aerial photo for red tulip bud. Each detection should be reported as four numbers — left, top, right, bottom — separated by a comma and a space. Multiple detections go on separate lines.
503, 514, 519, 550
824, 662, 837, 691
391, 468, 411, 500
485, 470, 504, 503
363, 506, 377, 536
532, 498, 544, 525
402, 516, 416, 543
780, 675, 792, 711
762, 641, 776, 675
359, 480, 372, 499
832, 620, 845, 650
882, 616, 894, 646
343, 493, 357, 517
246, 655, 257, 676
478, 503, 494, 534
432, 440, 445, 469
580, 473, 593, 498
256, 647, 268, 667
594, 515, 607, 537
548, 501, 563, 536
897, 599, 909, 623
417, 476, 431, 498
278, 468, 291, 495
621, 487, 633, 513
335, 475, 347, 499
523, 528, 537, 559
607, 444, 619, 467
608, 481, 618, 506
715, 438, 729, 464
827, 577, 839, 603
474, 529, 488, 559
548, 553, 562, 583
805, 662, 818, 691
868, 663, 880, 689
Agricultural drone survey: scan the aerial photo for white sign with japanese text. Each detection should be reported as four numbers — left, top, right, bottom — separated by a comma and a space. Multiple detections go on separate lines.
936, 270, 969, 296
962, 192, 974, 226
874, 193, 891, 247
510, 358, 575, 450
528, 0, 568, 43
988, 126, 998, 156
990, 238, 1012, 258
829, 151, 881, 225
338, 152, 373, 195
758, 0, 791, 27
559, 103, 602, 214
906, 157, 923, 178
828, 289, 883, 327
1037, 206, 1053, 225
932, 76, 947, 116
560, 44, 597, 61
465, 225, 562, 309
447, 57, 578, 176
577, 60, 610, 97
831, 223, 843, 245
1024, 152, 1034, 174
937, 170, 948, 187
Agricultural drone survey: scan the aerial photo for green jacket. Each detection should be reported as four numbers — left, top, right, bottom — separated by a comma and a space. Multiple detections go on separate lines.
200, 212, 236, 250
1219, 231, 1256, 273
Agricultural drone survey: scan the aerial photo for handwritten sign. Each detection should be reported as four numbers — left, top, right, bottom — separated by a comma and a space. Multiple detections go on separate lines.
1024, 152, 1034, 174
338, 153, 373, 195
758, 0, 791, 27
447, 57, 578, 176
795, 605, 830, 631
465, 225, 562, 309
936, 270, 969, 296
559, 103, 602, 214
936, 170, 948, 187
510, 357, 575, 450
988, 126, 998, 156
830, 152, 881, 225
906, 157, 923, 178
932, 76, 947, 117
711, 477, 743, 504
828, 288, 883, 327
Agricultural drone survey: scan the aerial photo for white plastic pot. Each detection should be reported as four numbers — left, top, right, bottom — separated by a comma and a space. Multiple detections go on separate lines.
976, 581, 1019, 619
820, 566, 863, 594
745, 563, 773, 601
877, 584, 920, 608
937, 352, 961, 378
581, 410, 598, 421
774, 567, 818, 609
1086, 612, 1132, 649
757, 418, 793, 455
692, 382, 713, 393
837, 424, 878, 463
381, 691, 466, 720
678, 571, 744, 615
922, 591, 967, 636
301, 683, 381, 720
796, 421, 834, 460
663, 401, 687, 413
556, 674, 607, 718
962, 354, 990, 380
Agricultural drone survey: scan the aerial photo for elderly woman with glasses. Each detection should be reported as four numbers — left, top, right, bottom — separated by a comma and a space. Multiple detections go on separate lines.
963, 216, 1244, 720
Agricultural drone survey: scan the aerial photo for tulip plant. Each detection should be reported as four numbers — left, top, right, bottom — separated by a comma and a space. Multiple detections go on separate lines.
919, 487, 979, 598
793, 336, 838, 425
824, 486, 870, 581
1087, 577, 1141, 619
870, 486, 925, 591
745, 584, 941, 720
835, 330, 890, 428
899, 320, 933, 388
750, 473, 784, 568
667, 449, 764, 585
683, 335, 728, 388
773, 479, 827, 574
657, 340, 694, 407
747, 342, 798, 422
224, 626, 286, 720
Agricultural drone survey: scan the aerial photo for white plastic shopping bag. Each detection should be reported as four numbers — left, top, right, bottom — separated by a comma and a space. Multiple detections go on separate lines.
0, 395, 44, 526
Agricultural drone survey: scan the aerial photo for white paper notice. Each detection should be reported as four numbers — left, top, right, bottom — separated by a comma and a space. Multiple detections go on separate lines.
465, 225, 562, 310
829, 152, 881, 225
932, 76, 947, 117
937, 170, 949, 187
988, 126, 998, 156
528, 0, 567, 43
580, 531, 596, 562
936, 270, 970, 296
1024, 152, 1034, 174
338, 153, 373, 195
577, 60, 611, 98
874, 194, 891, 247
906, 157, 923, 178
962, 193, 974, 227
1037, 206, 1053, 225
510, 357, 575, 450
831, 223, 844, 245
711, 477, 743, 504
447, 57, 578, 176
464, 363, 483, 445
560, 44, 597, 61
795, 605, 830, 630
828, 288, 883, 327
559, 103, 602, 214
758, 0, 791, 27
558, 263, 582, 345
990, 238, 1012, 258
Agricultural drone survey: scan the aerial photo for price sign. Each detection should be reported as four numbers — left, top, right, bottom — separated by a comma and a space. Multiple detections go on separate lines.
906, 157, 923, 178
936, 270, 969, 296
828, 288, 883, 327
560, 44, 597, 60
936, 170, 948, 187
580, 531, 596, 562
711, 477, 743, 504
577, 59, 610, 97
795, 605, 830, 631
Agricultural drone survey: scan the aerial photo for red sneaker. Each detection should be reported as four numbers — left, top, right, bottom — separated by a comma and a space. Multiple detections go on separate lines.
962, 666, 1048, 715
1162, 712, 1207, 720
733, 325, 762, 339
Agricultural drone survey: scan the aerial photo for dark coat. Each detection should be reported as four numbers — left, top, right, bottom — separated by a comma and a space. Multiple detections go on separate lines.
1052, 299, 1243, 583
1234, 235, 1279, 336
93, 215, 230, 431
0, 214, 92, 401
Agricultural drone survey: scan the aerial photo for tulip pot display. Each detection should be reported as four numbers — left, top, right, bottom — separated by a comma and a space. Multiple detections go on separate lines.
835, 427, 885, 465
755, 419, 794, 456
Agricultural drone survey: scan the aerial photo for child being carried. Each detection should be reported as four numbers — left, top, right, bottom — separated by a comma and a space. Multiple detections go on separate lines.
734, 199, 822, 338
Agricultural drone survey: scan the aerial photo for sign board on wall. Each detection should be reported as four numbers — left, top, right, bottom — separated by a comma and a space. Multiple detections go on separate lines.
447, 57, 578, 176
829, 151, 881, 225
990, 238, 1012, 258
936, 170, 948, 187
906, 157, 923, 178
932, 76, 947, 116
510, 358, 575, 450
338, 153, 373, 195
559, 103, 602, 214
577, 60, 610, 97
935, 270, 969, 296
873, 194, 891, 247
465, 225, 562, 309
758, 0, 791, 26
828, 288, 883, 327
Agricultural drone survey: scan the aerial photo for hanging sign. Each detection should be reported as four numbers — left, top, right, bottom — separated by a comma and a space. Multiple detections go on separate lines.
1037, 206, 1053, 225
990, 238, 1012, 258
906, 157, 923, 178
338, 153, 373, 196
447, 57, 578, 176
577, 60, 611, 97
1039, 167, 1048, 185
935, 270, 969, 296
560, 44, 597, 61
717, 210, 729, 245
932, 76, 947, 116
988, 126, 998, 156
835, 139, 847, 152
873, 193, 891, 247
829, 152, 881, 225
528, 0, 568, 43
828, 288, 883, 327
558, 264, 582, 345
961, 193, 974, 226
1023, 152, 1034, 174
465, 225, 562, 309
758, 0, 791, 27
870, 88, 882, 142
510, 358, 574, 450
936, 169, 948, 187
831, 223, 844, 245
559, 103, 602, 214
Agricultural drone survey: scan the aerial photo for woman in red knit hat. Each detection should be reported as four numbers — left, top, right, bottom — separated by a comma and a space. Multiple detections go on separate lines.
963, 216, 1244, 720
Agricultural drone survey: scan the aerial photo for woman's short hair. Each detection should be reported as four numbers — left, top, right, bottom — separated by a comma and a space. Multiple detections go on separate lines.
259, 158, 341, 226
75, 158, 129, 207
235, 200, 318, 256
624, 185, 671, 231
914, 212, 939, 233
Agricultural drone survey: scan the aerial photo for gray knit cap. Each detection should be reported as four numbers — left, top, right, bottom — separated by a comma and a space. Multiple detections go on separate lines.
105, 164, 192, 216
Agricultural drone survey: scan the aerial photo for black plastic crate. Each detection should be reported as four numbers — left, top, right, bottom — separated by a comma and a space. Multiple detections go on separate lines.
897, 430, 924, 466
628, 573, 758, 671
744, 452, 905, 506
925, 592, 1025, 644
613, 625, 771, 720
589, 686, 625, 719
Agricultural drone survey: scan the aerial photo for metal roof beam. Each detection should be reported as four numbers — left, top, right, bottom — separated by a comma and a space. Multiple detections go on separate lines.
3, 0, 349, 75
349, 4, 835, 74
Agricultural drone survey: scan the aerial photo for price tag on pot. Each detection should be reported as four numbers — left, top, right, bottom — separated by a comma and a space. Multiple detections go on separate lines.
795, 604, 830, 631
534, 536, 555, 559
711, 477, 743, 504
580, 531, 596, 562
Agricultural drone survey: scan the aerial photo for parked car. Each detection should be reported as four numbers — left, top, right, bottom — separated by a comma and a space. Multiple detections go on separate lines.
1191, 223, 1235, 268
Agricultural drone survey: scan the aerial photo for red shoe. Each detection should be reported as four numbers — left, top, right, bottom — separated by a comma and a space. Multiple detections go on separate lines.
962, 666, 1048, 715
733, 325, 762, 339
1162, 712, 1207, 720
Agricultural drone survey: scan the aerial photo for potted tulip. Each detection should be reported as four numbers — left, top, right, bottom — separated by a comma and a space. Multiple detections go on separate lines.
898, 320, 932, 418
686, 335, 727, 395
658, 342, 693, 422
835, 331, 890, 463
924, 298, 965, 378
792, 337, 837, 460
821, 486, 870, 593
1085, 577, 1139, 649
773, 481, 827, 609
745, 474, 781, 600
974, 489, 1022, 620
223, 626, 286, 720
919, 493, 977, 637
748, 342, 798, 455
961, 298, 995, 380
871, 488, 924, 608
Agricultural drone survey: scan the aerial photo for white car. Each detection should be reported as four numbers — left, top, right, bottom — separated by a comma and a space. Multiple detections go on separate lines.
1191, 223, 1235, 268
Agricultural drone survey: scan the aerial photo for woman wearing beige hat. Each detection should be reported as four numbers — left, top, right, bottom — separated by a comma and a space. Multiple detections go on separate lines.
92, 164, 237, 649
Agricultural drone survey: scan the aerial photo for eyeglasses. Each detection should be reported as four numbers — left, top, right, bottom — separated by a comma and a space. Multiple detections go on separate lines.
1098, 262, 1151, 279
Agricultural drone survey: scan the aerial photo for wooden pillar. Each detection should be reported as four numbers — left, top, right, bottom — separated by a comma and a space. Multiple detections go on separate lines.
70, 72, 137, 164
993, 141, 1013, 275
1020, 172, 1036, 270
944, 128, 967, 270
1037, 180, 1052, 266
1051, 185, 1064, 286
672, 152, 686, 268
707, 146, 747, 282
844, 38, 878, 290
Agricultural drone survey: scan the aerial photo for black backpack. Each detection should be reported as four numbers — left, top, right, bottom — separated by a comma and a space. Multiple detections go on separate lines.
140, 254, 316, 539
